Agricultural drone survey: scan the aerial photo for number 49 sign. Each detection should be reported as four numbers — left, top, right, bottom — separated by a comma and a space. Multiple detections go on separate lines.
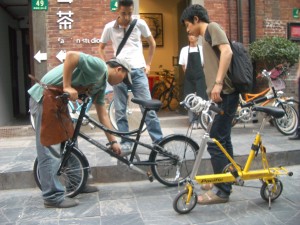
32, 0, 48, 11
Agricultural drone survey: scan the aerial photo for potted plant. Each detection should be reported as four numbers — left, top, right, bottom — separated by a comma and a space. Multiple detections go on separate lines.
249, 36, 300, 91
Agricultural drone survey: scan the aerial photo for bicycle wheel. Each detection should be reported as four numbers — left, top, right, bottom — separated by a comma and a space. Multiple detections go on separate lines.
149, 135, 199, 187
33, 148, 89, 198
273, 102, 298, 135
160, 87, 179, 111
167, 87, 180, 111
173, 189, 197, 214
199, 111, 209, 130
151, 82, 167, 100
109, 91, 147, 133
260, 179, 283, 202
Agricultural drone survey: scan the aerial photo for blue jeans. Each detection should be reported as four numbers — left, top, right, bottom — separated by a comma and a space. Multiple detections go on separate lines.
113, 68, 163, 143
29, 98, 65, 204
207, 92, 239, 197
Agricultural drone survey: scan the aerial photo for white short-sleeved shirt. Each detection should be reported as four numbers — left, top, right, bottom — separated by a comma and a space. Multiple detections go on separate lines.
100, 18, 152, 68
179, 45, 204, 67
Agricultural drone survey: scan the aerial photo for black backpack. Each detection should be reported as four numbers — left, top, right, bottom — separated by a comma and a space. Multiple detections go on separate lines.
205, 29, 253, 93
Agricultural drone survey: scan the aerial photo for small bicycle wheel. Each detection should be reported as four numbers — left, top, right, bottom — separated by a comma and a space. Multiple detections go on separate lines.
149, 135, 198, 187
273, 102, 298, 135
109, 91, 147, 133
260, 179, 283, 202
173, 189, 197, 214
33, 148, 89, 198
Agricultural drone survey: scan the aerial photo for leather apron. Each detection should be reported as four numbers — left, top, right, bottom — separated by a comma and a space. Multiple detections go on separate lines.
184, 46, 208, 100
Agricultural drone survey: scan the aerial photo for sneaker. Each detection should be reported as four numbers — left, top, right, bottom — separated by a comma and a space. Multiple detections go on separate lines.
120, 143, 133, 157
192, 123, 198, 130
44, 197, 78, 208
81, 185, 99, 193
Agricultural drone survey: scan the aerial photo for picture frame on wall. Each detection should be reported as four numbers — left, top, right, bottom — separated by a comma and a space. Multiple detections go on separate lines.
287, 22, 300, 42
140, 13, 163, 47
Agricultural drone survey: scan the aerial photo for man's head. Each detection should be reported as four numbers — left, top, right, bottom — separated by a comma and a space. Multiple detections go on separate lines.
180, 4, 210, 36
106, 57, 132, 86
117, 0, 134, 26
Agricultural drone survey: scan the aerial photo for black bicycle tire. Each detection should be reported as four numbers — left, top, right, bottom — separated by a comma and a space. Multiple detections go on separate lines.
273, 102, 298, 135
108, 91, 147, 133
260, 179, 283, 202
167, 87, 180, 111
159, 89, 170, 109
173, 189, 198, 214
151, 82, 167, 100
149, 135, 199, 187
33, 149, 89, 198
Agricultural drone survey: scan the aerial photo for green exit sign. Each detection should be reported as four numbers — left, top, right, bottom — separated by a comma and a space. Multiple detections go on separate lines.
293, 8, 299, 18
110, 0, 118, 12
32, 0, 48, 11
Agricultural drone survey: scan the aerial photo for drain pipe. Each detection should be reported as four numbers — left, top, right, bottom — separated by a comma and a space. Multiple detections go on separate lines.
249, 0, 256, 43
237, 0, 243, 43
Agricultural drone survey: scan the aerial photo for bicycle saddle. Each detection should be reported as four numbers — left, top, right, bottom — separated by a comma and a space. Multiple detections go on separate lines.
131, 98, 162, 111
252, 106, 285, 119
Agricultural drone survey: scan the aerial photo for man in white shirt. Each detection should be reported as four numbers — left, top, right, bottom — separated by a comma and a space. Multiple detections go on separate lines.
99, 0, 163, 154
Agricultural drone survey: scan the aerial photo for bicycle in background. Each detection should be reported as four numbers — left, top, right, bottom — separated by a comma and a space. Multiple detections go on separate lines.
151, 67, 180, 111
199, 65, 299, 135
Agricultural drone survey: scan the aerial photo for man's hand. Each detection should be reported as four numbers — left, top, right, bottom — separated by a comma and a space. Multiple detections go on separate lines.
111, 143, 121, 155
145, 65, 151, 75
63, 87, 78, 101
210, 84, 223, 102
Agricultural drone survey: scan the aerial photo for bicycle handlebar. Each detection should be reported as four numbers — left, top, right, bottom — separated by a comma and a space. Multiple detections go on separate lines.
181, 94, 224, 115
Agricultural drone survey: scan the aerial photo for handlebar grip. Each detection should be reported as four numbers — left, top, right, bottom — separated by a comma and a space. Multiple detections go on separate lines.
209, 104, 224, 115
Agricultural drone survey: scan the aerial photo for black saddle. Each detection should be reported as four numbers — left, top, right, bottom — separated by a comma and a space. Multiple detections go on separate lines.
131, 98, 162, 111
252, 106, 285, 119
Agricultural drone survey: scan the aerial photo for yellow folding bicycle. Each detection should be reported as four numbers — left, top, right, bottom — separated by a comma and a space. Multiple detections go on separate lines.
173, 94, 294, 214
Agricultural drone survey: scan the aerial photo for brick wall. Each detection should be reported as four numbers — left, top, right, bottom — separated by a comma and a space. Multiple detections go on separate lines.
46, 0, 115, 69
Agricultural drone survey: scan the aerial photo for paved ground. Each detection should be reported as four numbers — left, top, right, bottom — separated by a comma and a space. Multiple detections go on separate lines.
0, 110, 300, 190
0, 164, 299, 225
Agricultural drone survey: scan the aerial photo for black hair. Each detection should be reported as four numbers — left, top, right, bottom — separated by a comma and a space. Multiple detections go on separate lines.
118, 0, 134, 8
180, 4, 210, 24
106, 61, 128, 73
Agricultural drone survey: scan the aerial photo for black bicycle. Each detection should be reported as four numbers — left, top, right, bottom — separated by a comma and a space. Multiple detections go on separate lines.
33, 93, 199, 197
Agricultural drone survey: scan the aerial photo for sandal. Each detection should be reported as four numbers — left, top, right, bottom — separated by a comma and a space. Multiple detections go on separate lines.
201, 183, 214, 191
197, 190, 228, 205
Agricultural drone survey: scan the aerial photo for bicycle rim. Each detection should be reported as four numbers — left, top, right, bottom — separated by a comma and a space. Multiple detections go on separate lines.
151, 82, 167, 100
274, 103, 298, 135
33, 150, 89, 198
168, 88, 180, 111
109, 91, 146, 133
149, 135, 198, 187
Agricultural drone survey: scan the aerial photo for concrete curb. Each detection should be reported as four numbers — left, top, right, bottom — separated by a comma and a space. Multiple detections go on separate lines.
1, 149, 299, 190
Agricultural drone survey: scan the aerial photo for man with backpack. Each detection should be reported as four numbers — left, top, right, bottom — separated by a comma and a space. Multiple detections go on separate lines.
180, 4, 239, 204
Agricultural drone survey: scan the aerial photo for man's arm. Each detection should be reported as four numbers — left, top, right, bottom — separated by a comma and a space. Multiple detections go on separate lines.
63, 51, 81, 101
210, 43, 232, 102
95, 103, 121, 155
99, 42, 107, 61
144, 35, 156, 75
